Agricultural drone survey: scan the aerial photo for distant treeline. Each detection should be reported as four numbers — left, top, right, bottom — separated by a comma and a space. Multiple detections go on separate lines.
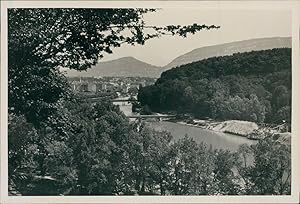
138, 48, 291, 125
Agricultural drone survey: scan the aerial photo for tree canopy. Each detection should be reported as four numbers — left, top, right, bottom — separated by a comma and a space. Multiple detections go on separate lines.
9, 8, 219, 70
9, 105, 291, 195
7, 8, 291, 196
138, 48, 291, 125
8, 8, 219, 125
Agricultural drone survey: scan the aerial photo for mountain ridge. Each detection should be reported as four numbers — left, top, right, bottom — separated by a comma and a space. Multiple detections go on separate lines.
162, 36, 291, 71
64, 36, 292, 78
65, 56, 162, 78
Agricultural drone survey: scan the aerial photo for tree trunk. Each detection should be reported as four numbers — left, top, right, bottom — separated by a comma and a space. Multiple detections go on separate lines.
160, 180, 165, 195
141, 176, 145, 192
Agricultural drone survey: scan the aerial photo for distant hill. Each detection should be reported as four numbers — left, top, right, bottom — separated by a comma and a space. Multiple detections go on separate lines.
65, 56, 162, 78
64, 37, 291, 78
162, 37, 291, 71
138, 48, 291, 125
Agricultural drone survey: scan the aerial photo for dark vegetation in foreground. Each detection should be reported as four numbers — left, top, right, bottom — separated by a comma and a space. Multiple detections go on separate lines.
9, 100, 291, 196
7, 8, 291, 196
138, 48, 291, 127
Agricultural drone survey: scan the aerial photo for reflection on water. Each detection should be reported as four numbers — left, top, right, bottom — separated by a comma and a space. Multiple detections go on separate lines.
148, 121, 257, 152
115, 100, 257, 151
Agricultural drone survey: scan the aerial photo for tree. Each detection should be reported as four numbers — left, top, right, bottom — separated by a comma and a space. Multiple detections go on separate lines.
131, 101, 142, 113
141, 105, 152, 115
248, 138, 291, 195
272, 85, 290, 110
276, 106, 291, 129
167, 135, 200, 195
8, 114, 39, 193
8, 8, 220, 195
248, 94, 266, 123
8, 8, 219, 125
233, 144, 254, 194
8, 111, 78, 195
213, 149, 240, 195
137, 48, 291, 125
131, 124, 173, 195
166, 135, 222, 195
187, 142, 217, 195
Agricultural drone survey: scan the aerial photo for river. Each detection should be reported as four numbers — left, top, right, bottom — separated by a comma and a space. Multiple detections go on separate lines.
148, 121, 256, 151
114, 99, 256, 152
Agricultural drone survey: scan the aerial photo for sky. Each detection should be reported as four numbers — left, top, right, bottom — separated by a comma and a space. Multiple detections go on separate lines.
100, 8, 292, 67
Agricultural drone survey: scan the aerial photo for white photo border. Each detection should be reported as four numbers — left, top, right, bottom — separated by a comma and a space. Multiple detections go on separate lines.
1, 1, 299, 203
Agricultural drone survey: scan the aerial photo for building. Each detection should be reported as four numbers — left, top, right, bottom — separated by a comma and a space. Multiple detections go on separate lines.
71, 81, 104, 93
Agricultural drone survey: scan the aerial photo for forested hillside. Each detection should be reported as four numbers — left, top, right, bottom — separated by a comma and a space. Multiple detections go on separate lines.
138, 48, 291, 125
163, 37, 291, 70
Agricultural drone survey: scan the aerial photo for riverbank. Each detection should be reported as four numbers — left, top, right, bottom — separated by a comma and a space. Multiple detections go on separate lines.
171, 119, 257, 137
115, 99, 290, 142
168, 118, 290, 141
147, 121, 257, 151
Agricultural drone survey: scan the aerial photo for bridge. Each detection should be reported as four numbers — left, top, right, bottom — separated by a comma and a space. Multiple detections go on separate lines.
83, 97, 136, 103
127, 115, 176, 118
111, 98, 137, 102
127, 114, 176, 121
85, 97, 137, 102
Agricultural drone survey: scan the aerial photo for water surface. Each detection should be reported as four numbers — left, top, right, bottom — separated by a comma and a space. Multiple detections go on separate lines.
148, 121, 257, 151
115, 99, 257, 151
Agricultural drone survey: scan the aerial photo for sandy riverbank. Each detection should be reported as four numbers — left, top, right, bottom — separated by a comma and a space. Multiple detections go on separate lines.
171, 119, 290, 142
175, 120, 257, 137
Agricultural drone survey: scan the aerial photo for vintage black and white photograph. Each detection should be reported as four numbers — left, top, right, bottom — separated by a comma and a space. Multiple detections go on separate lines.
1, 1, 300, 203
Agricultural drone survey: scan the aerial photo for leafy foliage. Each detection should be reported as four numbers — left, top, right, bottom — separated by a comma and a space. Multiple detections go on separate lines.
8, 101, 291, 195
8, 8, 219, 126
8, 8, 290, 196
138, 48, 291, 125
249, 138, 291, 194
